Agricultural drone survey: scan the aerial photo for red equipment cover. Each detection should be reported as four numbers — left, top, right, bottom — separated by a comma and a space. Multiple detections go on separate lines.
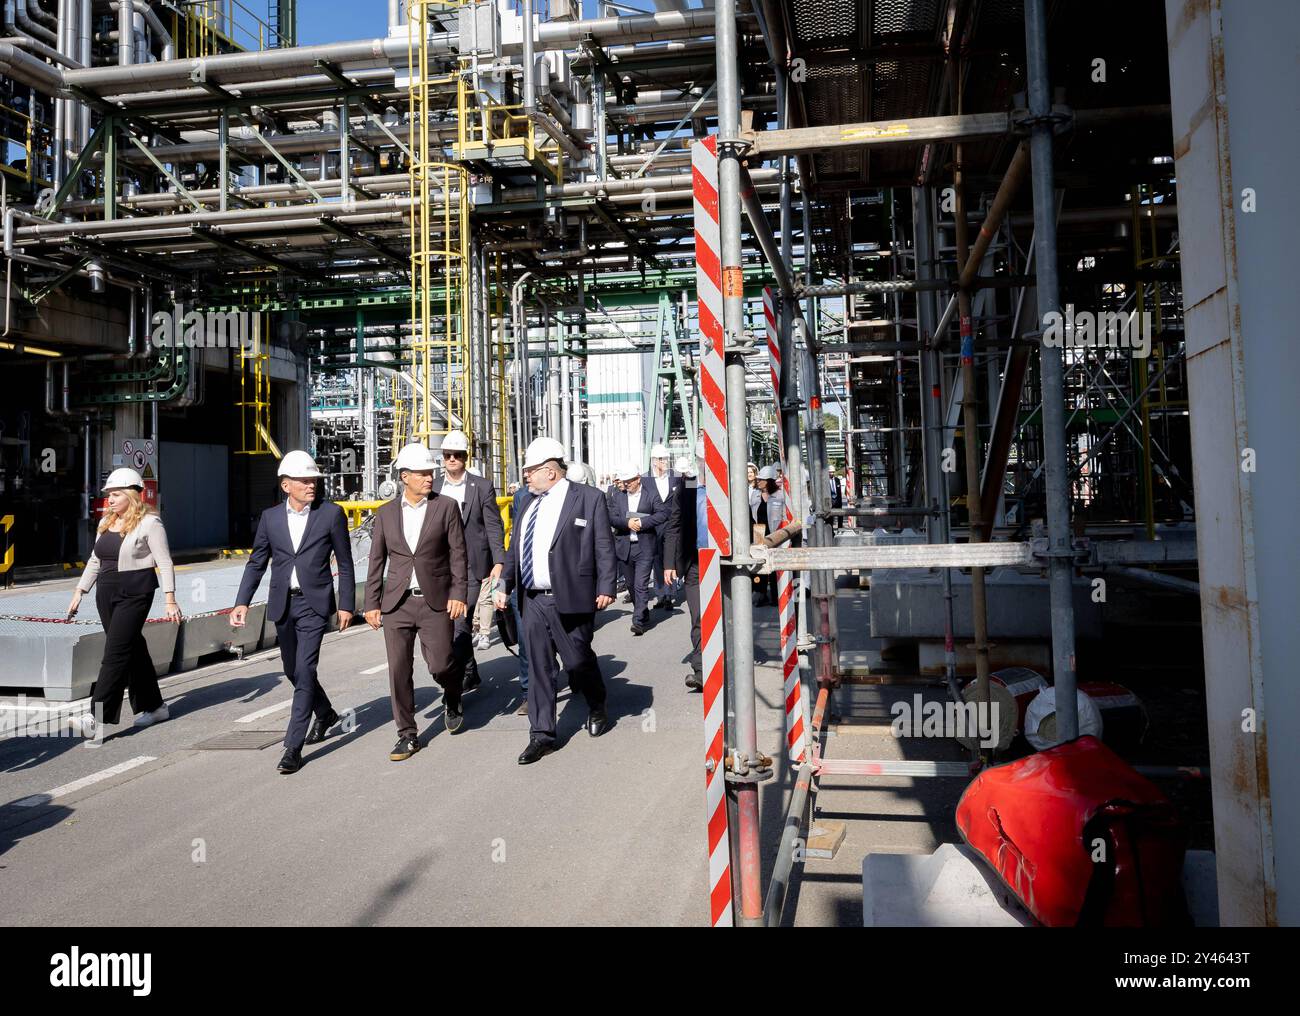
956, 736, 1188, 926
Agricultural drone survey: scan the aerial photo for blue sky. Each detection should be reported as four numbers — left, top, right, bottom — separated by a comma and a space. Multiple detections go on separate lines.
296, 3, 387, 47
296, 1, 614, 47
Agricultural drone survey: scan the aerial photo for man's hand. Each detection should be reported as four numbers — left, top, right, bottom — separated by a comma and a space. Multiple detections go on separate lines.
230, 605, 249, 628
596, 594, 614, 611
494, 590, 509, 611
364, 609, 383, 630
337, 610, 353, 629
628, 516, 642, 532
489, 563, 503, 582
448, 599, 468, 621
663, 569, 677, 585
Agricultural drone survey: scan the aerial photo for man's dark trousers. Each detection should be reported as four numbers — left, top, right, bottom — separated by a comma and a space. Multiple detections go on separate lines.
276, 592, 333, 751
619, 544, 653, 627
682, 558, 702, 681
521, 589, 604, 746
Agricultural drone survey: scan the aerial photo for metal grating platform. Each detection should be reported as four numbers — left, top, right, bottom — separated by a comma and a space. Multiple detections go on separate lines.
191, 730, 286, 751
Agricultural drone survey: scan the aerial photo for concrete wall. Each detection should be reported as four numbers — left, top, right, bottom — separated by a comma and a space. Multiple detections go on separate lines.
1165, 0, 1300, 926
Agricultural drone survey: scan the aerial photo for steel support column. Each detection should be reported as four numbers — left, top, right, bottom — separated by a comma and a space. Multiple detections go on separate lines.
1024, 0, 1078, 732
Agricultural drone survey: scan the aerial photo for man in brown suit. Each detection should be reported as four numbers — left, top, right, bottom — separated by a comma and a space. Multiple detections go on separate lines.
364, 443, 469, 761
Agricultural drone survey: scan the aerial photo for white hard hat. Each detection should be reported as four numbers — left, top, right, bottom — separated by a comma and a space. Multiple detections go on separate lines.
102, 467, 144, 491
523, 436, 566, 470
440, 430, 469, 453
393, 443, 437, 472
617, 463, 641, 482
650, 443, 670, 460
567, 460, 592, 485
277, 450, 322, 478
757, 464, 778, 481
673, 455, 693, 475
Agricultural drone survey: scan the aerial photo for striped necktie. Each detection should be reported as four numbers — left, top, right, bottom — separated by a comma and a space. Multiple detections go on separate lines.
520, 492, 546, 589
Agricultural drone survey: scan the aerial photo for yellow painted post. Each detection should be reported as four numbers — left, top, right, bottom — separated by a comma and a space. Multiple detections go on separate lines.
0, 514, 14, 583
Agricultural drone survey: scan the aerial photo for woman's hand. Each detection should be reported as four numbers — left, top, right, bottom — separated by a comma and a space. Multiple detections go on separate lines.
165, 599, 183, 625
67, 591, 82, 619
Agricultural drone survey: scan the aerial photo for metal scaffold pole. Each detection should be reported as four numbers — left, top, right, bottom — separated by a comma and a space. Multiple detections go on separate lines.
715, 0, 766, 927
1024, 0, 1078, 735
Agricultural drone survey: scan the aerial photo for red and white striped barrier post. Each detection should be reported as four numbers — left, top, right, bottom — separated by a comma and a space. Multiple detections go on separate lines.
764, 287, 808, 763
694, 134, 734, 927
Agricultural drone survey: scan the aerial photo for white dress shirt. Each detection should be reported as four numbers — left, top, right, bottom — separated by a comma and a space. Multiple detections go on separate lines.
401, 495, 428, 589
521, 478, 569, 589
442, 474, 468, 512
285, 500, 310, 590
626, 488, 640, 542
653, 471, 670, 503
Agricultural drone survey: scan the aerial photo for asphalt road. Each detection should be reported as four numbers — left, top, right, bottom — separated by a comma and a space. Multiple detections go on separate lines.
0, 594, 793, 926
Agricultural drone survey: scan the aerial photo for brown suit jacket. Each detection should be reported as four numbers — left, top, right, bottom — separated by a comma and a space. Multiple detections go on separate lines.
363, 494, 469, 613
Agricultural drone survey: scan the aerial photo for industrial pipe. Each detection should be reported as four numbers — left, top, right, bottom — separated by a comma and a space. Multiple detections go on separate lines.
108, 1, 172, 61
14, 0, 56, 45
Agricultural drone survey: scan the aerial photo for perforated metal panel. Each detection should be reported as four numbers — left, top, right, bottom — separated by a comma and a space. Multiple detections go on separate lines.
191, 730, 286, 750
791, 0, 860, 50
870, 0, 941, 37
806, 62, 867, 181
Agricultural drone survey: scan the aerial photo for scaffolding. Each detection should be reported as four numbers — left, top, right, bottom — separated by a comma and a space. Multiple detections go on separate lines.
406, 0, 471, 449
234, 313, 275, 457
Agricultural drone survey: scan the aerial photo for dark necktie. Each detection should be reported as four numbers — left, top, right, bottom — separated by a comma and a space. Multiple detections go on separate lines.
521, 492, 547, 589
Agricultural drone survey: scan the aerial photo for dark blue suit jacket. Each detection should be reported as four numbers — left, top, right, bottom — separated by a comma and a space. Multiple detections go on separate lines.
235, 500, 356, 624
644, 469, 683, 509
606, 482, 668, 563
503, 481, 616, 616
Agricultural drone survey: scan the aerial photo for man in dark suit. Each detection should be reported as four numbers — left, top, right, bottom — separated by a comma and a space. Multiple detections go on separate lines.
607, 464, 668, 636
645, 443, 682, 610
495, 437, 616, 764
829, 464, 844, 529
363, 443, 469, 762
663, 439, 707, 692
432, 430, 505, 695
231, 451, 355, 774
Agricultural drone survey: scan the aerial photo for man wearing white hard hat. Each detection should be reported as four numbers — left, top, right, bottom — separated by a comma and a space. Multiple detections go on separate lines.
432, 430, 506, 688
645, 443, 681, 612
752, 464, 788, 607
232, 451, 356, 774
494, 437, 616, 764
607, 462, 668, 637
663, 439, 708, 691
364, 443, 469, 761
67, 468, 180, 739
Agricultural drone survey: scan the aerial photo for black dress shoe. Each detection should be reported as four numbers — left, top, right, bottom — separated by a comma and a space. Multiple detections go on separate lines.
389, 736, 421, 761
621, 592, 633, 604
518, 738, 555, 764
445, 700, 465, 734
305, 708, 340, 745
277, 748, 302, 774
685, 672, 704, 692
631, 624, 645, 637
586, 707, 610, 737
462, 659, 481, 693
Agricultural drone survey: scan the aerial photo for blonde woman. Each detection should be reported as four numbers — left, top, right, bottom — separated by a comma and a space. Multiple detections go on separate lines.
67, 468, 181, 738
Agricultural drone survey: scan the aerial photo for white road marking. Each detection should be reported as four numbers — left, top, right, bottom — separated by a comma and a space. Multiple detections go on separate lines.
234, 699, 293, 723
360, 663, 387, 675
14, 756, 157, 807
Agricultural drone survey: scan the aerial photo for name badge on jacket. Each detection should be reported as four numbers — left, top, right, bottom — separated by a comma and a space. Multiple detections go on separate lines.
574, 518, 587, 527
